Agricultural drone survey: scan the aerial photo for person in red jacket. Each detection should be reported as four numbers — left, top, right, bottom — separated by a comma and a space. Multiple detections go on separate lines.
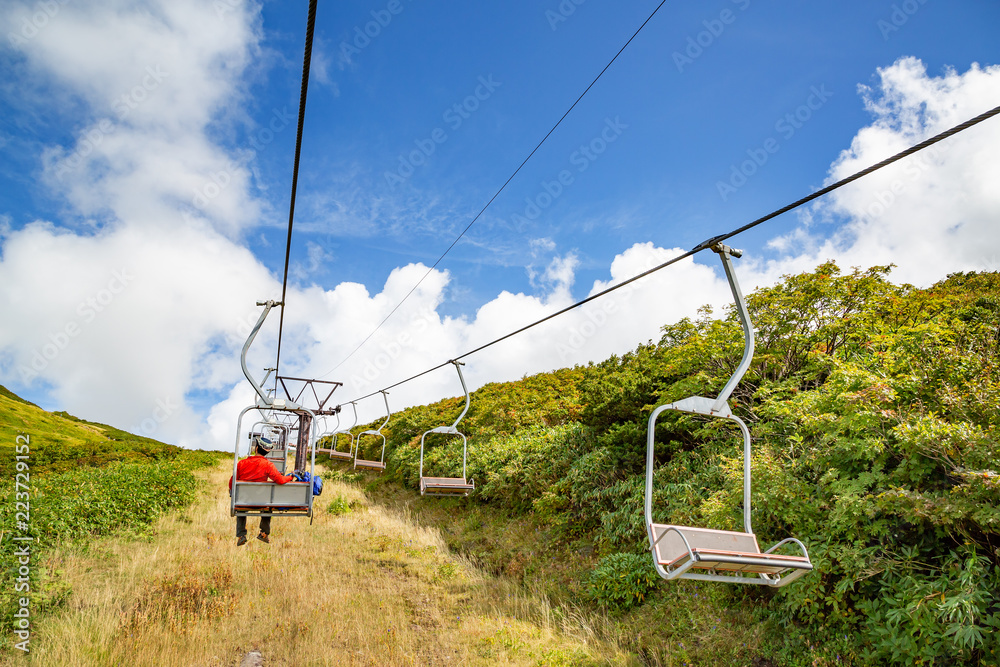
229, 435, 295, 545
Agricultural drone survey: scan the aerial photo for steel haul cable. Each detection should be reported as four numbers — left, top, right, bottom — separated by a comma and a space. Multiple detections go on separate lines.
340, 103, 1000, 405
274, 0, 319, 383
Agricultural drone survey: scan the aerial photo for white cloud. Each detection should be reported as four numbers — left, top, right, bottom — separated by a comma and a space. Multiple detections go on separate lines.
760, 57, 1000, 286
2, 3, 996, 460
0, 220, 277, 445
0, 0, 276, 448
3, 0, 266, 237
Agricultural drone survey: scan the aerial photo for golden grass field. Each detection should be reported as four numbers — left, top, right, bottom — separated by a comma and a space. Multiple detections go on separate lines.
9, 461, 630, 666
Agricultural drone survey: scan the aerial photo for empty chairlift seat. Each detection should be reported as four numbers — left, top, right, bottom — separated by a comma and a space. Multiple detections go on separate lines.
649, 525, 812, 578
644, 245, 813, 587
317, 402, 357, 463
354, 391, 390, 473
419, 361, 475, 497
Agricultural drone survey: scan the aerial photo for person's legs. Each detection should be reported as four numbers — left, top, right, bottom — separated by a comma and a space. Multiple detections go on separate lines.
236, 515, 247, 538
259, 515, 272, 536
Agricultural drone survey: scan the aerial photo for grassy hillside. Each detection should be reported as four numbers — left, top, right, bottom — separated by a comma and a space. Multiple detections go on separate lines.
0, 388, 194, 477
12, 461, 626, 666
330, 264, 1000, 666
0, 387, 224, 638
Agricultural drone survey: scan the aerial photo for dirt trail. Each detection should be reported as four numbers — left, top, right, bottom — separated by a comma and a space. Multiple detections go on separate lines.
10, 462, 624, 666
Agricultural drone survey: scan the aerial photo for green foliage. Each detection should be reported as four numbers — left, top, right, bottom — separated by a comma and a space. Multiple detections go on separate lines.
586, 552, 658, 611
0, 455, 212, 629
858, 548, 1000, 665
361, 264, 1000, 664
0, 388, 220, 634
0, 389, 193, 476
326, 494, 356, 516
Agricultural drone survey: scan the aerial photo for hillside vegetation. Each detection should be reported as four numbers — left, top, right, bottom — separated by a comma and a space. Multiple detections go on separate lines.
11, 461, 625, 666
335, 263, 1000, 666
0, 389, 222, 634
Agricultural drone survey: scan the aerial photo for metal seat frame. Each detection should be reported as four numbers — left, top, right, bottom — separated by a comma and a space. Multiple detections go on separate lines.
419, 361, 475, 497
248, 419, 292, 474
329, 401, 358, 462
354, 391, 390, 473
316, 402, 357, 462
645, 245, 813, 587
230, 300, 316, 521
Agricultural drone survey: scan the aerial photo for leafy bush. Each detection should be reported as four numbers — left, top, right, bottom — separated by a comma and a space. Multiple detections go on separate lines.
356, 264, 1000, 664
326, 495, 355, 516
586, 552, 658, 611
0, 454, 214, 630
857, 548, 1000, 665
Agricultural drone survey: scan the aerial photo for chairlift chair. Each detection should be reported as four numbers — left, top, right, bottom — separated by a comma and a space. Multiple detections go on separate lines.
419, 361, 475, 497
314, 411, 340, 458
325, 402, 358, 462
354, 391, 390, 473
645, 245, 813, 587
249, 419, 291, 473
230, 300, 317, 521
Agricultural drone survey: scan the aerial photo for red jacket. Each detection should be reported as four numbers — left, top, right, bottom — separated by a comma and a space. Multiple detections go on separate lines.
229, 455, 296, 490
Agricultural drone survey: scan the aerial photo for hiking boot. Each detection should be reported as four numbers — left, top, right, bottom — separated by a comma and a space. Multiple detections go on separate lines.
256, 532, 270, 544
237, 535, 247, 546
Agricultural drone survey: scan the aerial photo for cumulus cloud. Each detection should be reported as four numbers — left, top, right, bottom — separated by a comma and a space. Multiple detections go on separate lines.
0, 0, 276, 448
761, 57, 1000, 285
3, 0, 265, 236
1, 0, 996, 457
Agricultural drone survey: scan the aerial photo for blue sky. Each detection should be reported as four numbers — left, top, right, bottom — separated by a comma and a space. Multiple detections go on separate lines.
1, 0, 999, 449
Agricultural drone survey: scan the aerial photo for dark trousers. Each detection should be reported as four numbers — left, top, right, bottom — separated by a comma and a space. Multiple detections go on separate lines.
236, 514, 272, 538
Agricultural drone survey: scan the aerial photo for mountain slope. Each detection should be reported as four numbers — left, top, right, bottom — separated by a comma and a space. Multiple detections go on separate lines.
341, 264, 1000, 666
0, 385, 187, 476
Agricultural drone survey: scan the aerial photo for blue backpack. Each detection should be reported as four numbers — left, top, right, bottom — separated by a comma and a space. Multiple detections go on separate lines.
293, 470, 323, 496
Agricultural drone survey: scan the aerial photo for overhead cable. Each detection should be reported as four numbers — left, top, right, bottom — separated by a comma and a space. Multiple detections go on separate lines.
274, 0, 319, 381
341, 104, 1000, 405
320, 0, 671, 378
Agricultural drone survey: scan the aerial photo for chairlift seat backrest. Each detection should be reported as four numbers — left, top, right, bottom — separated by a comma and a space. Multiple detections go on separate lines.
419, 361, 474, 497
420, 476, 475, 496
354, 393, 390, 473
644, 245, 813, 587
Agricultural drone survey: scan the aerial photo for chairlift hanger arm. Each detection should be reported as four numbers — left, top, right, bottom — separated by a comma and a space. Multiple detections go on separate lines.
449, 360, 470, 429
242, 301, 303, 410
345, 401, 358, 432
710, 244, 754, 414
370, 391, 391, 433
242, 301, 281, 405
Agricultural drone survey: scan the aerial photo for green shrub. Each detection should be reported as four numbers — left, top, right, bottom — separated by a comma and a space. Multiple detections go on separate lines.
586, 552, 658, 611
326, 495, 353, 516
0, 453, 214, 630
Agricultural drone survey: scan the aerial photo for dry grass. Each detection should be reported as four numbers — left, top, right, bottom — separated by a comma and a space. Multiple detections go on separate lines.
8, 461, 629, 666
